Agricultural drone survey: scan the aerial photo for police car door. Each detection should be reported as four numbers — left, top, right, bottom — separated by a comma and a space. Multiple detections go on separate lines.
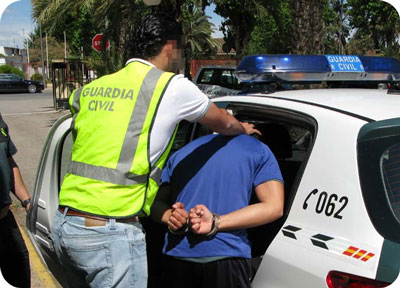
26, 114, 72, 287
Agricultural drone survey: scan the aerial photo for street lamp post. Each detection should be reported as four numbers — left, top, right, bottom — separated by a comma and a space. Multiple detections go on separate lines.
39, 22, 47, 87
46, 32, 49, 79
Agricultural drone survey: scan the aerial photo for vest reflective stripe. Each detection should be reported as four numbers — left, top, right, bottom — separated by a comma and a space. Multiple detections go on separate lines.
68, 160, 162, 186
117, 68, 163, 172
150, 166, 162, 184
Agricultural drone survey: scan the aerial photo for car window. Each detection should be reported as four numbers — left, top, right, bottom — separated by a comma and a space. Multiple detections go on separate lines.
10, 75, 21, 81
168, 121, 194, 157
382, 143, 400, 222
221, 70, 236, 85
0, 75, 11, 81
198, 69, 215, 84
59, 131, 73, 187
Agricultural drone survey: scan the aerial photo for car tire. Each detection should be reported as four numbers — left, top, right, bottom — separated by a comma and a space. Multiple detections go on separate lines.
28, 84, 37, 93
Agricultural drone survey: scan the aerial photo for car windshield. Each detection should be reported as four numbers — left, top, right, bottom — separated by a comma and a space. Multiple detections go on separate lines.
197, 68, 242, 90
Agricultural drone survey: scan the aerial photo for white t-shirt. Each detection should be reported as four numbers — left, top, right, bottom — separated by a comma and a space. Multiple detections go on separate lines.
125, 59, 210, 164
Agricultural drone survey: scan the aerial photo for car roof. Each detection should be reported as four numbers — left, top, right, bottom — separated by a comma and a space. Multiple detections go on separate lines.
198, 66, 236, 69
217, 88, 400, 121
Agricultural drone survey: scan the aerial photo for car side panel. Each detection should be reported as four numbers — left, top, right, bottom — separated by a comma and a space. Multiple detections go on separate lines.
26, 115, 72, 287
257, 103, 383, 287
214, 96, 385, 287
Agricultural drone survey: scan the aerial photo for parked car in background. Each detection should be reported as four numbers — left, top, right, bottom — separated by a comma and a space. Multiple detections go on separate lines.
193, 65, 243, 97
27, 55, 400, 288
0, 74, 44, 93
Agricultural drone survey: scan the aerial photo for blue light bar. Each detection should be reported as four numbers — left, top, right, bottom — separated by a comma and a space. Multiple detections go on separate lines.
235, 54, 400, 83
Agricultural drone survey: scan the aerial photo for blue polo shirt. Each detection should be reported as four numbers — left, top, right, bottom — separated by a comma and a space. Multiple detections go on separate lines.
160, 133, 283, 259
0, 114, 17, 209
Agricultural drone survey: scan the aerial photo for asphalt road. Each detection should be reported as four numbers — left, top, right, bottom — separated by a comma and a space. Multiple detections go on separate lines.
1, 90, 68, 288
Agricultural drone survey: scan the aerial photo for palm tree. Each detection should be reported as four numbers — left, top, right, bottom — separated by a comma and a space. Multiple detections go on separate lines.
31, 0, 219, 77
290, 0, 325, 54
31, 0, 149, 75
182, 3, 221, 79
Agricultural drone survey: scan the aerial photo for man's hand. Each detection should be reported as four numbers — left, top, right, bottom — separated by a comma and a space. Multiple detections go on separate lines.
189, 204, 213, 235
241, 122, 261, 136
168, 202, 188, 231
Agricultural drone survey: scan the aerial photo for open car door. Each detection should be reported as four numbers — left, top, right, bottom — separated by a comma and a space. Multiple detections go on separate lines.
26, 114, 72, 287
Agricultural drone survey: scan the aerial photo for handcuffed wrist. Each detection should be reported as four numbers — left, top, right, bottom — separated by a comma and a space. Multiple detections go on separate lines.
206, 213, 220, 237
21, 198, 31, 208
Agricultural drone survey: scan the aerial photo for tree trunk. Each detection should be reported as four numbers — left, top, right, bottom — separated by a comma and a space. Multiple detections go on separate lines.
184, 43, 192, 80
290, 0, 325, 54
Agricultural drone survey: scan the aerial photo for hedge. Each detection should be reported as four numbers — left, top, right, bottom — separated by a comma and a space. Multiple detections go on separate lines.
0, 65, 26, 78
31, 73, 43, 81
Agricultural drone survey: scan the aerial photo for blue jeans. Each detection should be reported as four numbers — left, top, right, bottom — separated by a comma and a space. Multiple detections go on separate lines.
52, 209, 147, 288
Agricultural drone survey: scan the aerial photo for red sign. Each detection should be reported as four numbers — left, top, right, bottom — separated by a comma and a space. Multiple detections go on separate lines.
92, 33, 110, 52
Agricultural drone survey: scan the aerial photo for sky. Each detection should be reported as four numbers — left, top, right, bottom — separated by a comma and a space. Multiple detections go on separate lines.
0, 1, 225, 49
0, 0, 32, 48
0, 0, 399, 50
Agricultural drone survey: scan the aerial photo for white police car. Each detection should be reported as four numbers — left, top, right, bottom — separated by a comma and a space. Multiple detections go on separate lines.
27, 55, 400, 287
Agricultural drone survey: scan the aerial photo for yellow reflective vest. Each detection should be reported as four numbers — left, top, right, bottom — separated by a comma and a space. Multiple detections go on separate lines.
59, 61, 177, 217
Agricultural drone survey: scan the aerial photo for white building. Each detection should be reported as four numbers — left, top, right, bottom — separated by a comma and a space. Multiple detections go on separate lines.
0, 46, 36, 78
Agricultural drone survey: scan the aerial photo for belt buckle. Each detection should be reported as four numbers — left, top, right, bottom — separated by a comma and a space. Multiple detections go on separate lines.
85, 218, 107, 227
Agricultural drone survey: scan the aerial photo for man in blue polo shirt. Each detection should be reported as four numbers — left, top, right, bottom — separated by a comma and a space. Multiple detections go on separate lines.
152, 129, 284, 288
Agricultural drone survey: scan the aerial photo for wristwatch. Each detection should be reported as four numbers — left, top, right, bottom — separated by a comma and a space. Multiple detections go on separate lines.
21, 198, 31, 208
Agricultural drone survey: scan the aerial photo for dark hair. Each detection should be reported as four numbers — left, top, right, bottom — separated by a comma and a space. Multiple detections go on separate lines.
132, 15, 182, 60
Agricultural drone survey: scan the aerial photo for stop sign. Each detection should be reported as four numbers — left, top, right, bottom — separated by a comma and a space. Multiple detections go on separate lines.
92, 33, 110, 52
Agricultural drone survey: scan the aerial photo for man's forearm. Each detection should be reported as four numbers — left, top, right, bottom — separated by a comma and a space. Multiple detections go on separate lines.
190, 181, 284, 235
198, 104, 244, 135
9, 157, 30, 203
198, 103, 260, 136
150, 200, 171, 224
218, 202, 283, 231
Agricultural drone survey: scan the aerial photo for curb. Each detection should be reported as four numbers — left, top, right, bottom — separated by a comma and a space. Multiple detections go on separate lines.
18, 225, 58, 288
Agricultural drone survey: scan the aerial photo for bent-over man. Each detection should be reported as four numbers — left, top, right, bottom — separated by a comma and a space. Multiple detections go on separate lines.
152, 130, 284, 288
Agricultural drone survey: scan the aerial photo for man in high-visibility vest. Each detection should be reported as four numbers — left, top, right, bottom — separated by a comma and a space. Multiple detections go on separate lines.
51, 15, 258, 288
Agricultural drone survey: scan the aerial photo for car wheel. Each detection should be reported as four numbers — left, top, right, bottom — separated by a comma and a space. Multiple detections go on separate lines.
28, 84, 37, 93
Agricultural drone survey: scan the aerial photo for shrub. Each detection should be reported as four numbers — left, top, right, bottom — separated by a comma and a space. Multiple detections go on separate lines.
31, 73, 43, 81
0, 65, 26, 78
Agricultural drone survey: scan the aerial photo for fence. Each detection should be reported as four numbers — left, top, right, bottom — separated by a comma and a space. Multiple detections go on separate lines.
51, 60, 95, 110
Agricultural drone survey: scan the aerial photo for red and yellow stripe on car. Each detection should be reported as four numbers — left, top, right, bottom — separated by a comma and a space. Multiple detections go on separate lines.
343, 246, 375, 262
